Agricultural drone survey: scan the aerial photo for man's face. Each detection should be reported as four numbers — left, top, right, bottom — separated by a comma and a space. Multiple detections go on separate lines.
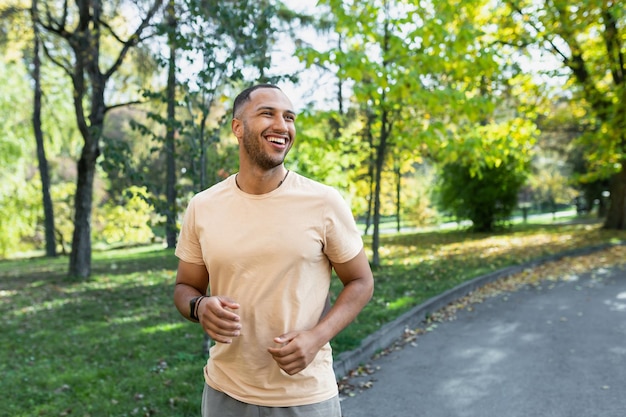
233, 88, 296, 170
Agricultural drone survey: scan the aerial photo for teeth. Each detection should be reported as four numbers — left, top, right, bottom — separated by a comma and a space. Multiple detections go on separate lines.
268, 137, 286, 145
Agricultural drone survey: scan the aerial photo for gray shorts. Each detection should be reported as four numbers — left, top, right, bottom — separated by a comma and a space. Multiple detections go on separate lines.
201, 384, 342, 417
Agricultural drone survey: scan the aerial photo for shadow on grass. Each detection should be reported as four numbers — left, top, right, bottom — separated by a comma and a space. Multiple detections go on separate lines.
0, 247, 178, 288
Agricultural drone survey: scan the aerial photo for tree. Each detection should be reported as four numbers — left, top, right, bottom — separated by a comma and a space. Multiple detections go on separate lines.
0, 0, 58, 257
30, 0, 56, 257
299, 0, 502, 265
164, 0, 178, 249
495, 0, 626, 229
33, 0, 165, 277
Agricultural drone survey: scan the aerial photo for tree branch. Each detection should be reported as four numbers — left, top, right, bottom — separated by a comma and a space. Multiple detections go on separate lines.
509, 1, 571, 63
104, 0, 165, 80
40, 39, 73, 79
105, 100, 145, 114
98, 18, 126, 45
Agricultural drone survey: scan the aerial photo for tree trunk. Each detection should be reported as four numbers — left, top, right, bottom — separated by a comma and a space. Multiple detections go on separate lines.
199, 114, 207, 189
67, 0, 107, 278
31, 12, 57, 257
395, 161, 401, 233
372, 109, 390, 267
363, 171, 374, 236
363, 113, 375, 236
603, 160, 626, 230
70, 148, 98, 277
165, 1, 178, 249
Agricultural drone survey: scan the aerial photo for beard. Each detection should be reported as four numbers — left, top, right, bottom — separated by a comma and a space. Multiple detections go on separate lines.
241, 123, 291, 170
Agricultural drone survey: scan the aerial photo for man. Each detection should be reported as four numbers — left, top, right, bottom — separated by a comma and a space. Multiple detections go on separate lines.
173, 83, 374, 416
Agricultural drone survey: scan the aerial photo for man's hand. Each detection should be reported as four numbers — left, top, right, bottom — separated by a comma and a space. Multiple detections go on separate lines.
267, 330, 323, 375
198, 296, 241, 344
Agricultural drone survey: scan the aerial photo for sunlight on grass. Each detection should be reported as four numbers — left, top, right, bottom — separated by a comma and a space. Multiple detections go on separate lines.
109, 315, 147, 325
386, 296, 414, 310
141, 322, 186, 334
15, 297, 75, 316
0, 289, 17, 297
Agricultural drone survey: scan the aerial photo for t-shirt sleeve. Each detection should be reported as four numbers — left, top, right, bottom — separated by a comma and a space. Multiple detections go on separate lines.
175, 197, 205, 265
323, 187, 364, 264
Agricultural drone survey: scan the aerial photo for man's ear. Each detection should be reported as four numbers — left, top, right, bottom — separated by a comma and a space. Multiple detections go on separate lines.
232, 118, 243, 140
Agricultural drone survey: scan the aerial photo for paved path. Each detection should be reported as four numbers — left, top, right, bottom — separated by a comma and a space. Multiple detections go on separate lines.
339, 265, 626, 417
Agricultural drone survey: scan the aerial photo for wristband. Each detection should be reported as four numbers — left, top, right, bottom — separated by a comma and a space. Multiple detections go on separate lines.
189, 296, 206, 322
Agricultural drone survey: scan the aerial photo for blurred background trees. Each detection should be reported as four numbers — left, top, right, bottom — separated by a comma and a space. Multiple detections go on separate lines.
0, 0, 623, 275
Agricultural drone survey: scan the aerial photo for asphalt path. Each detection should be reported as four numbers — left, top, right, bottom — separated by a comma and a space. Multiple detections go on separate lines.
339, 264, 626, 417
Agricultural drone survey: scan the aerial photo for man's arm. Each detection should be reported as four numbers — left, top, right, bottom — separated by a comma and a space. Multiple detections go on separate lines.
268, 248, 374, 375
173, 260, 242, 343
173, 260, 209, 321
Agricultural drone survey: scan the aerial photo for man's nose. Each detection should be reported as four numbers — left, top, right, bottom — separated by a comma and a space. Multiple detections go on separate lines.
271, 115, 288, 131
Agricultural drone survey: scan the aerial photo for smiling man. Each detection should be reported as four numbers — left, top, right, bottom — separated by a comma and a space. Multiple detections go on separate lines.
173, 84, 374, 417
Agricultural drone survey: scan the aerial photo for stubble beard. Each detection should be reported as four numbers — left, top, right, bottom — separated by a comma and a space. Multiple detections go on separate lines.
242, 125, 290, 170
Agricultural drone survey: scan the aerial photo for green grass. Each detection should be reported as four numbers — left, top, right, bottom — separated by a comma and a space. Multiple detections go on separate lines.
0, 247, 202, 416
1, 220, 625, 416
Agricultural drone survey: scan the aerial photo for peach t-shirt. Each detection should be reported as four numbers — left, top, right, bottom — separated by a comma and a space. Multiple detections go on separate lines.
175, 172, 363, 407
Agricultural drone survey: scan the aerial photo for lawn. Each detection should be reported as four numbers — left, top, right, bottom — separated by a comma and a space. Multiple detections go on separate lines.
1, 220, 625, 416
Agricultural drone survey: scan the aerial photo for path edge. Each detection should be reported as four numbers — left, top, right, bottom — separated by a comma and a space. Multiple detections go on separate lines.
333, 242, 621, 378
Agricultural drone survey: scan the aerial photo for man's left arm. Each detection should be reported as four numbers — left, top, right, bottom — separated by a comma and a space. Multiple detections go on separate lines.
268, 248, 374, 375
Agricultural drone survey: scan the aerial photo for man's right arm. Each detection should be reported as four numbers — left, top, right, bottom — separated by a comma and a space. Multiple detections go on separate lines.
173, 260, 210, 322
174, 260, 241, 343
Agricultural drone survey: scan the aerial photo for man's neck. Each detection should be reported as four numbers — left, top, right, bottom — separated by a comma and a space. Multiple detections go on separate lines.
235, 168, 289, 195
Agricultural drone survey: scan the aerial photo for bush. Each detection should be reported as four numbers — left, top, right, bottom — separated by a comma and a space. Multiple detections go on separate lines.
436, 160, 527, 232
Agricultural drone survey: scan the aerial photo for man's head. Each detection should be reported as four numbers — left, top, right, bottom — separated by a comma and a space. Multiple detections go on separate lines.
231, 84, 296, 171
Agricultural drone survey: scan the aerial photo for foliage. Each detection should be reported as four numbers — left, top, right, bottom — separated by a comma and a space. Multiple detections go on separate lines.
0, 178, 41, 257
30, 0, 165, 277
49, 181, 76, 255
528, 152, 578, 212
1, 0, 624, 259
1, 180, 159, 259
492, 0, 626, 229
529, 100, 592, 212
96, 186, 159, 246
0, 60, 30, 171
101, 108, 158, 199
436, 159, 526, 232
297, 0, 507, 264
292, 109, 367, 210
435, 118, 537, 231
402, 164, 438, 227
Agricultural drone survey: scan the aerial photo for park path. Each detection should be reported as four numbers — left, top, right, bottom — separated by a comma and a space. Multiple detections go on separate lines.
339, 263, 626, 417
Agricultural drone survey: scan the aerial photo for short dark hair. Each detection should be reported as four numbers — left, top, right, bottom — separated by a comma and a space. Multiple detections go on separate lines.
232, 84, 281, 119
